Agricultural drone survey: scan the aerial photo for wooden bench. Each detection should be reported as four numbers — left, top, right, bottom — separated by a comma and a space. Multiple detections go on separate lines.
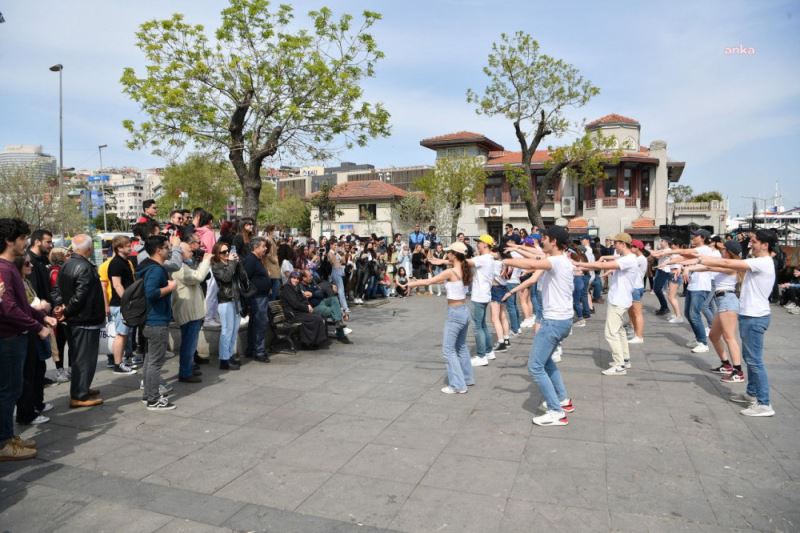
267, 300, 301, 354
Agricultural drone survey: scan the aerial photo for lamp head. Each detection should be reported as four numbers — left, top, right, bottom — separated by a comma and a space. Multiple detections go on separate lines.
49, 64, 63, 72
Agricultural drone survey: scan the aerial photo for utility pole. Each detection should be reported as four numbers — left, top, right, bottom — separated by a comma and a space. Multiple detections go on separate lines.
49, 63, 64, 234
98, 144, 108, 232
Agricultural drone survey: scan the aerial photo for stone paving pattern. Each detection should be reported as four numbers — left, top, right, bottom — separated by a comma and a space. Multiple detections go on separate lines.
1, 293, 799, 532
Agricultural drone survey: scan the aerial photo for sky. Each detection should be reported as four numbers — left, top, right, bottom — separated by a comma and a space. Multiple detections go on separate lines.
1, 0, 799, 216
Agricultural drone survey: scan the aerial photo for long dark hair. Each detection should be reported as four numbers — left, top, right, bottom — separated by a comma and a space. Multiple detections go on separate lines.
451, 251, 472, 286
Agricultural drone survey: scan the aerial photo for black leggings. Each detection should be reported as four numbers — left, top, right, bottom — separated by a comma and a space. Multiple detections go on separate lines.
54, 323, 70, 369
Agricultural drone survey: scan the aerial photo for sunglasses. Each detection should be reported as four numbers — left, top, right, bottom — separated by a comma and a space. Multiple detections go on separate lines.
220, 249, 230, 255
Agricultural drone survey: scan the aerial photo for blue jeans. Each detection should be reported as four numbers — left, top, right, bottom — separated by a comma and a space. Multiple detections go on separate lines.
442, 305, 474, 390
331, 268, 349, 312
685, 290, 710, 344
739, 315, 771, 405
572, 276, 585, 319
653, 270, 670, 312
504, 282, 520, 332
0, 335, 27, 443
247, 295, 269, 358
581, 274, 591, 318
218, 301, 240, 361
531, 283, 543, 321
269, 278, 281, 302
179, 320, 202, 378
471, 301, 492, 357
528, 318, 572, 412
591, 274, 603, 300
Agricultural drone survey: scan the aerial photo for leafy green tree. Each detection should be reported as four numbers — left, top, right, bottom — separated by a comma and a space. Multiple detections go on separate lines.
415, 157, 487, 241
0, 166, 87, 235
690, 191, 724, 203
121, 0, 391, 220
397, 195, 434, 231
668, 184, 694, 203
261, 194, 311, 233
93, 213, 126, 232
156, 154, 241, 218
467, 31, 600, 227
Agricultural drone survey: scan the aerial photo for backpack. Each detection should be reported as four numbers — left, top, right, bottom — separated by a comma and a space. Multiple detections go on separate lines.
120, 278, 147, 327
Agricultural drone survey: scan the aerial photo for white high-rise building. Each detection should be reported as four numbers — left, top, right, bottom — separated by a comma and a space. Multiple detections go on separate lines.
0, 144, 57, 181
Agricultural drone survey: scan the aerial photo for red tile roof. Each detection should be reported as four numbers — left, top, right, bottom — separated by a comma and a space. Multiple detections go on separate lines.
567, 217, 589, 229
586, 114, 640, 128
325, 180, 409, 201
420, 132, 504, 152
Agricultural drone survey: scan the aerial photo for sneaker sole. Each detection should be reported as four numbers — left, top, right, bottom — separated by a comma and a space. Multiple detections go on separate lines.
531, 418, 569, 427
740, 409, 774, 417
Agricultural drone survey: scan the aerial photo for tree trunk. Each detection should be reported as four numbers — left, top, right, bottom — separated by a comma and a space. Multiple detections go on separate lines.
450, 202, 462, 243
524, 199, 546, 229
241, 164, 262, 220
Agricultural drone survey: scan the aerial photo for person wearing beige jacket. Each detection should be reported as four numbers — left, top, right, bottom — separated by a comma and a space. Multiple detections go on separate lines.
172, 243, 212, 383
263, 225, 281, 300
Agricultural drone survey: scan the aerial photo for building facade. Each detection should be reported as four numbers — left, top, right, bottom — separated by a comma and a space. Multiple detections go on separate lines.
310, 180, 409, 237
0, 144, 57, 181
419, 114, 686, 243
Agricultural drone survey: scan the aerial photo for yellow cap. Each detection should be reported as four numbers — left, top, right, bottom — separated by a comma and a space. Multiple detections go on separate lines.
478, 234, 496, 246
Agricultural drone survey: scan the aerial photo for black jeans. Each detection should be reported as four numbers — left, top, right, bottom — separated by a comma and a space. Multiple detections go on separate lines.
67, 326, 100, 401
15, 334, 45, 424
54, 323, 69, 369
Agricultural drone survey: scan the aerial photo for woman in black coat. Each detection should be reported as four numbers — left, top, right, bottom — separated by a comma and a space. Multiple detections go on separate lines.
280, 270, 328, 348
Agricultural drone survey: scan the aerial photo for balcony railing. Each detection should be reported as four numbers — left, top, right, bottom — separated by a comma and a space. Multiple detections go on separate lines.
672, 201, 719, 213
510, 202, 527, 210
584, 199, 596, 210
625, 198, 638, 208
602, 197, 618, 208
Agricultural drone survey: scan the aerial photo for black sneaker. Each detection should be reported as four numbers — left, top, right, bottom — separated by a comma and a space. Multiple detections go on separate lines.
493, 342, 507, 352
146, 397, 176, 411
113, 363, 136, 375
503, 339, 510, 347
655, 309, 670, 316
710, 363, 733, 374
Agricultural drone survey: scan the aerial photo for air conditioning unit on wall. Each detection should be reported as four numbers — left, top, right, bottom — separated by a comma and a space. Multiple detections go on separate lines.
561, 196, 576, 216
478, 206, 503, 218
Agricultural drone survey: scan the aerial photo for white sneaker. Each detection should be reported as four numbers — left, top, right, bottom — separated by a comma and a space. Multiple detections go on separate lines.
532, 410, 568, 426
668, 317, 684, 324
538, 398, 574, 412
551, 345, 563, 363
624, 359, 631, 369
691, 343, 710, 353
510, 329, 521, 337
441, 386, 467, 394
40, 402, 54, 413
783, 302, 797, 309
520, 318, 534, 328
54, 368, 70, 383
573, 319, 586, 328
343, 327, 353, 336
628, 336, 643, 344
486, 351, 496, 361
602, 365, 627, 376
740, 403, 775, 417
204, 318, 221, 327
686, 340, 699, 348
30, 415, 50, 425
730, 393, 757, 405
471, 356, 489, 367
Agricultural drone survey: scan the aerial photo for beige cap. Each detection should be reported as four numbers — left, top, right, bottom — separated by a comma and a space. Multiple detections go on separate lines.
612, 232, 632, 244
444, 241, 468, 254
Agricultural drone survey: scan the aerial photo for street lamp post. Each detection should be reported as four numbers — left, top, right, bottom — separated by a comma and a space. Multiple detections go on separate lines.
49, 63, 63, 233
98, 144, 108, 232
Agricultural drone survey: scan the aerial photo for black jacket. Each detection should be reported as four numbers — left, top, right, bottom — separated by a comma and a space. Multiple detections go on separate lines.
280, 283, 311, 317
58, 254, 105, 327
211, 260, 241, 303
27, 249, 52, 304
242, 253, 270, 296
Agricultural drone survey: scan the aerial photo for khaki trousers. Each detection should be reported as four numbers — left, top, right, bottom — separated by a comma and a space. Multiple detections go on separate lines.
605, 304, 630, 366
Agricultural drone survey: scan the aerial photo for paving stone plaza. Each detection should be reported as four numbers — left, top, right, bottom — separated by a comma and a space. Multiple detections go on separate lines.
1, 294, 798, 532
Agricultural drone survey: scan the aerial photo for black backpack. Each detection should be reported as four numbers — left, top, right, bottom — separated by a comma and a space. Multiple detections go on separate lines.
120, 278, 147, 327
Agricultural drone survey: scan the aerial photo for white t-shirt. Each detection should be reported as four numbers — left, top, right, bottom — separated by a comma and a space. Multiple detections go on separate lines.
713, 271, 737, 292
539, 254, 574, 320
470, 253, 494, 303
608, 253, 639, 308
584, 247, 595, 263
658, 248, 674, 273
492, 259, 507, 286
508, 252, 523, 284
739, 256, 775, 317
633, 254, 648, 289
687, 246, 720, 291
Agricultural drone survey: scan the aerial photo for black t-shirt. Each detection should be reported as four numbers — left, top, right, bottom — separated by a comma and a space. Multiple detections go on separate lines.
107, 254, 135, 307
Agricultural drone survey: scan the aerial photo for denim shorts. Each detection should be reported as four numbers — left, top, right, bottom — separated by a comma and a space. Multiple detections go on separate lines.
668, 276, 682, 284
110, 307, 130, 336
490, 285, 509, 303
714, 292, 740, 313
631, 288, 645, 302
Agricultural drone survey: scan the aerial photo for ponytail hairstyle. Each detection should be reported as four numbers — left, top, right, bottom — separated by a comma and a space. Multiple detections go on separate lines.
452, 251, 473, 286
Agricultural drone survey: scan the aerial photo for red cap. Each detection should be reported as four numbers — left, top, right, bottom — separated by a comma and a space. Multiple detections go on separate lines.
631, 239, 645, 250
